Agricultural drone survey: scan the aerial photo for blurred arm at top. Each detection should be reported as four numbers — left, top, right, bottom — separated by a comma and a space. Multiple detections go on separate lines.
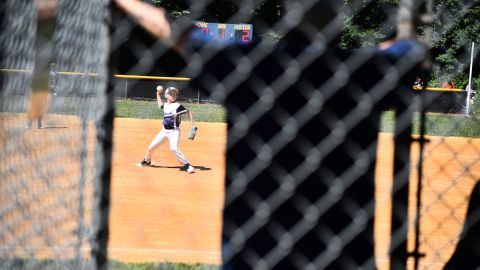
113, 0, 171, 41
35, 0, 58, 21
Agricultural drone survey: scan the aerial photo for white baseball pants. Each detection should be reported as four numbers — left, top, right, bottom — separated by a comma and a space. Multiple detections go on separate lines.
147, 127, 189, 164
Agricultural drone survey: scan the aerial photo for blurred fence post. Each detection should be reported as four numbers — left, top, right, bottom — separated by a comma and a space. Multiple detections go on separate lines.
125, 80, 128, 99
466, 42, 474, 116
390, 0, 417, 269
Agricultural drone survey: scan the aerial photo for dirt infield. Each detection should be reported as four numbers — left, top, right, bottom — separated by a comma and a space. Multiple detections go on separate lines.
2, 106, 478, 268
109, 118, 226, 264
375, 134, 480, 269
109, 118, 480, 269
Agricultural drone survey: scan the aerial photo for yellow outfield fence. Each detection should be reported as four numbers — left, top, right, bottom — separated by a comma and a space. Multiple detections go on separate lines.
413, 86, 465, 92
0, 68, 474, 106
0, 68, 203, 101
0, 68, 470, 91
0, 68, 190, 81
114, 74, 191, 81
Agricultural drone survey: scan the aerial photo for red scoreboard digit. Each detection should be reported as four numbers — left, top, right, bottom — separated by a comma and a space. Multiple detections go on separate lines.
194, 21, 210, 38
234, 24, 253, 43
218, 24, 226, 40
241, 30, 250, 42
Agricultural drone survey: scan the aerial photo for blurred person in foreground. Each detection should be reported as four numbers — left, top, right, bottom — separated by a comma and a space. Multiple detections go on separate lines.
25, 0, 58, 129
113, 0, 429, 269
444, 181, 480, 269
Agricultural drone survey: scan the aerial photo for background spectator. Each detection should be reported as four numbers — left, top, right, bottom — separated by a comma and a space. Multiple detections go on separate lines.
442, 78, 456, 89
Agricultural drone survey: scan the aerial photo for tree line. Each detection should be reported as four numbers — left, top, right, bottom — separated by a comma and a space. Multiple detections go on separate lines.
152, 0, 480, 87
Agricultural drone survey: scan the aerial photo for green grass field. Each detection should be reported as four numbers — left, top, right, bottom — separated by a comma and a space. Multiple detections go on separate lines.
0, 259, 219, 270
115, 98, 480, 138
380, 110, 480, 137
115, 99, 226, 123
109, 261, 219, 270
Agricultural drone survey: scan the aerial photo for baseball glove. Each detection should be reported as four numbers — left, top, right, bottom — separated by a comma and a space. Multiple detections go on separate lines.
188, 125, 197, 140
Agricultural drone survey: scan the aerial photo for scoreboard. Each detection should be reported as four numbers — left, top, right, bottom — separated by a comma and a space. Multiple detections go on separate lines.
193, 21, 253, 44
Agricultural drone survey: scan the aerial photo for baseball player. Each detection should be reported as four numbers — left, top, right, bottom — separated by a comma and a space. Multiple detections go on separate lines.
25, 62, 58, 129
137, 86, 195, 173
25, 0, 58, 129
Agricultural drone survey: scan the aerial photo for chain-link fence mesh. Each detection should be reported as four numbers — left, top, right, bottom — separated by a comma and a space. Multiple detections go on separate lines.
1, 0, 480, 270
112, 77, 213, 102
0, 0, 110, 269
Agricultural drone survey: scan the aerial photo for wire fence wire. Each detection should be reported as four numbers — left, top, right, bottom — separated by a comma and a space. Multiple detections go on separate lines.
0, 0, 110, 269
1, 0, 480, 270
112, 77, 212, 102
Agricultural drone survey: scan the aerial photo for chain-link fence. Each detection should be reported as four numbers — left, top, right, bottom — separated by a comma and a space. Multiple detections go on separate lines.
1, 0, 480, 270
112, 77, 212, 102
0, 0, 110, 269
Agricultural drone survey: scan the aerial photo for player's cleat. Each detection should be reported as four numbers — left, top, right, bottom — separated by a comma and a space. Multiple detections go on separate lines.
37, 123, 43, 129
24, 121, 32, 129
183, 163, 195, 173
136, 159, 151, 167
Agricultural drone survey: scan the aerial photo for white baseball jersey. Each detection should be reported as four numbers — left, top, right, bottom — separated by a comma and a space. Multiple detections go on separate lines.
161, 102, 188, 129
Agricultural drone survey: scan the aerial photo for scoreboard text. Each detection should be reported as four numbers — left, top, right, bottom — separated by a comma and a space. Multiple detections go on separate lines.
193, 21, 253, 43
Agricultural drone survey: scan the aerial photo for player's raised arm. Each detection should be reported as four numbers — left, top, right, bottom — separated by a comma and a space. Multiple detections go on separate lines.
113, 0, 171, 41
156, 86, 164, 109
